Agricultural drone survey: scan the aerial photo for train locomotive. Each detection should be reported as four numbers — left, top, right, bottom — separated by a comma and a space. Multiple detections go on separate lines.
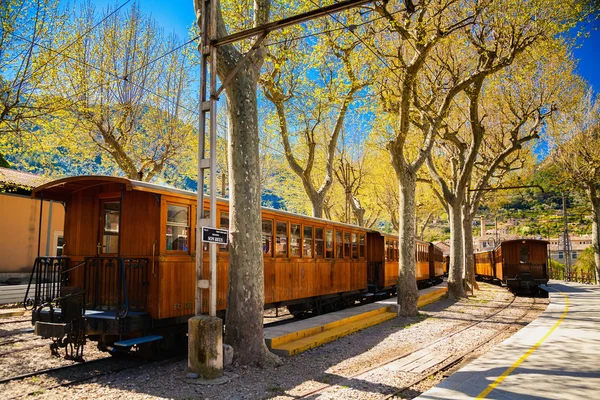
473, 239, 549, 293
25, 176, 445, 359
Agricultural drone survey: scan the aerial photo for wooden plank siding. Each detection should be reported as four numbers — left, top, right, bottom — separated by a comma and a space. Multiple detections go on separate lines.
474, 250, 495, 278
500, 240, 548, 282
34, 176, 452, 322
51, 178, 370, 321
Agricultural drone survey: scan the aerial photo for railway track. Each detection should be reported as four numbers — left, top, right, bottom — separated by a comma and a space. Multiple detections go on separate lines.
0, 318, 30, 326
0, 355, 162, 400
297, 294, 539, 399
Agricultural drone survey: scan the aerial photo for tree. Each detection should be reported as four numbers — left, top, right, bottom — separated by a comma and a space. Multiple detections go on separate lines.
44, 2, 196, 181
193, 0, 280, 366
334, 148, 380, 227
552, 89, 600, 283
379, 0, 586, 301
0, 0, 66, 136
260, 19, 369, 218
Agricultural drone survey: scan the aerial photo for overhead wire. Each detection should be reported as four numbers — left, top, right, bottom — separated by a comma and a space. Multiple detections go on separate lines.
7, 30, 201, 117
8, 0, 399, 166
14, 0, 133, 88
307, 0, 471, 124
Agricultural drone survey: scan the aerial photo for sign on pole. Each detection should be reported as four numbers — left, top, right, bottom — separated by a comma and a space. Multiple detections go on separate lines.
202, 227, 229, 245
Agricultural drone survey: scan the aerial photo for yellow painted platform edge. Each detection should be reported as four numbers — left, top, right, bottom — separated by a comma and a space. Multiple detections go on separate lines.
417, 288, 447, 308
272, 312, 397, 356
269, 306, 391, 347
268, 286, 448, 349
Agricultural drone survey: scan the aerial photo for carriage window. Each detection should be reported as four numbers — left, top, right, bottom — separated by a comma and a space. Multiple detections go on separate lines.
102, 202, 120, 253
315, 228, 324, 257
325, 229, 334, 258
303, 226, 313, 258
395, 241, 399, 261
166, 204, 188, 251
219, 212, 229, 252
276, 222, 288, 257
359, 234, 365, 258
336, 231, 343, 258
344, 232, 351, 258
262, 220, 273, 256
520, 246, 529, 263
351, 233, 358, 259
290, 224, 301, 257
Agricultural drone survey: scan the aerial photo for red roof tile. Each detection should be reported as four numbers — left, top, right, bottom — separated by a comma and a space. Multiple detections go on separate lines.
0, 167, 50, 189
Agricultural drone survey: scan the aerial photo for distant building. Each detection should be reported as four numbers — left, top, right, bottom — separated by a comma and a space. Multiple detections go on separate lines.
548, 234, 593, 264
433, 240, 450, 257
0, 168, 64, 283
473, 215, 521, 252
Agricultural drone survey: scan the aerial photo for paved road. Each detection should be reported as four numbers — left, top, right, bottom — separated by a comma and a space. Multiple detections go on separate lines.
416, 281, 600, 399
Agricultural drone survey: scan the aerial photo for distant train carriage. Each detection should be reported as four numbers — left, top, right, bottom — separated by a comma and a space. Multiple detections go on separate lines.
429, 244, 445, 283
366, 234, 442, 293
474, 239, 549, 292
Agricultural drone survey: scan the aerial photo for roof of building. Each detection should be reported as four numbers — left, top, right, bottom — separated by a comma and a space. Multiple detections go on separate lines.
0, 167, 50, 189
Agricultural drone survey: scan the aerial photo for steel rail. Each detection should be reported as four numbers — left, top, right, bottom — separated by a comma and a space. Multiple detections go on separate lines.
297, 294, 538, 398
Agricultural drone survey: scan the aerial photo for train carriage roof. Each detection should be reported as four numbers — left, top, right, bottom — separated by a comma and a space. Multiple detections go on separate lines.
473, 239, 549, 254
31, 175, 373, 232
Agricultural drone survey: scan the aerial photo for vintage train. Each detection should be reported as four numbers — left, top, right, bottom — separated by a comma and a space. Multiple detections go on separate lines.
473, 239, 549, 292
25, 176, 444, 359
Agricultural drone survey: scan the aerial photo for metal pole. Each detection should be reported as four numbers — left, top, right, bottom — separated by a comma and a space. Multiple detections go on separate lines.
495, 215, 498, 245
45, 200, 53, 256
195, 0, 208, 316
563, 192, 571, 279
37, 192, 44, 257
208, 0, 218, 318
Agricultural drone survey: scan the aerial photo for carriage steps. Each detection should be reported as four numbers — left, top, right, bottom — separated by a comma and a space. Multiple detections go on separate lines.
265, 282, 448, 357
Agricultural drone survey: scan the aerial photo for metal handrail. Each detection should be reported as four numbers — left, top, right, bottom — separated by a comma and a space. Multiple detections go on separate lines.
83, 257, 148, 318
24, 257, 71, 310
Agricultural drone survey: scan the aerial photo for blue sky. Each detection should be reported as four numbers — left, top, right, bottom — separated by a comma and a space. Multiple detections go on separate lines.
102, 1, 599, 93
572, 19, 600, 93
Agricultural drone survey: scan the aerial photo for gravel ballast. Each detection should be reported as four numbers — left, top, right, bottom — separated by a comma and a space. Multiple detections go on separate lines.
0, 283, 548, 399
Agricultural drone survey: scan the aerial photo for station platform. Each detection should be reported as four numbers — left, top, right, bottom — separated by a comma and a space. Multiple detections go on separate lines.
265, 281, 447, 357
416, 281, 600, 399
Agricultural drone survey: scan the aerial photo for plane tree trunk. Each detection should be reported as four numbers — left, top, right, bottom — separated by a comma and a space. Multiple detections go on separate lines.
194, 0, 279, 367
396, 169, 419, 316
447, 199, 467, 298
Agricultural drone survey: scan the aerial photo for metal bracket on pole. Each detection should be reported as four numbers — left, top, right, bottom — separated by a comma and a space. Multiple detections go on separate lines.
215, 32, 268, 98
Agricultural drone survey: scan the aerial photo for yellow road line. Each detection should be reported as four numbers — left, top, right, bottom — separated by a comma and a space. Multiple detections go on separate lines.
476, 289, 569, 399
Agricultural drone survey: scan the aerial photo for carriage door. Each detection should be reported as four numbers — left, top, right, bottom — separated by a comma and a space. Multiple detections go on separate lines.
98, 199, 120, 255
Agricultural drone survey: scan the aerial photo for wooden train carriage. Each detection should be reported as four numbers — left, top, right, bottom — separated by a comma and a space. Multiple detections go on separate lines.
496, 239, 548, 291
29, 176, 369, 335
415, 240, 431, 282
429, 244, 445, 280
367, 234, 433, 292
443, 255, 449, 275
474, 250, 495, 279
